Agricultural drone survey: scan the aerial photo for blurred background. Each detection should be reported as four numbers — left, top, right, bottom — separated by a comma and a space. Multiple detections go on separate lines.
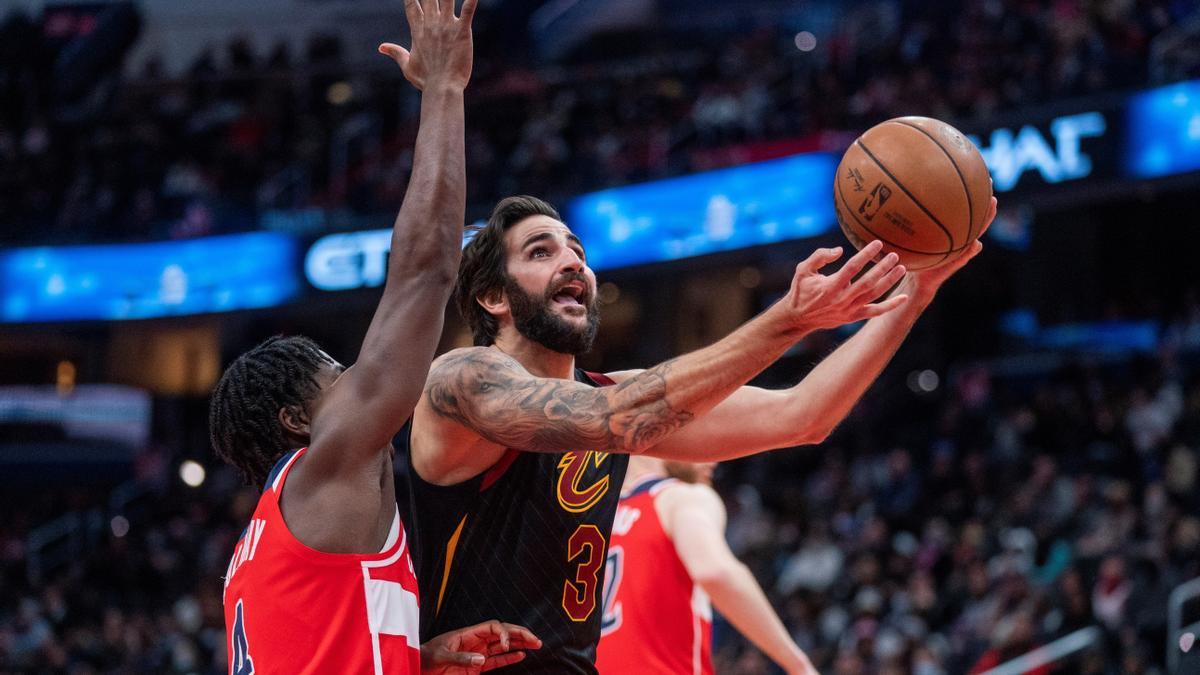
2, 0, 1200, 672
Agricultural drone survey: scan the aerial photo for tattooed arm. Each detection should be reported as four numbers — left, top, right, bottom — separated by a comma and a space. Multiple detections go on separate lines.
411, 339, 774, 484
410, 242, 911, 484
423, 347, 697, 454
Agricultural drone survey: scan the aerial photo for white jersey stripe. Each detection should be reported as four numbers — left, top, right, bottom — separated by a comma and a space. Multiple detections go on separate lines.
691, 584, 711, 675
361, 515, 417, 675
271, 451, 305, 492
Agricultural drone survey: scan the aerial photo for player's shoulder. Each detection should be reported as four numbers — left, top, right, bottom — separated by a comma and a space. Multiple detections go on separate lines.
428, 346, 530, 380
655, 481, 724, 515
654, 481, 726, 538
430, 345, 492, 368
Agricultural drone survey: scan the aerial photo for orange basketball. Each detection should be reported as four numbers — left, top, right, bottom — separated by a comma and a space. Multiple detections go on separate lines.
834, 116, 992, 270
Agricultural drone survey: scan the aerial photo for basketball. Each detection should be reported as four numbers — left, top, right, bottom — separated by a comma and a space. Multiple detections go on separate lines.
834, 116, 993, 270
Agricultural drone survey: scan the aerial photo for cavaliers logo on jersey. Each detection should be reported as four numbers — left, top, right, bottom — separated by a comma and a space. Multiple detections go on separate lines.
556, 451, 611, 513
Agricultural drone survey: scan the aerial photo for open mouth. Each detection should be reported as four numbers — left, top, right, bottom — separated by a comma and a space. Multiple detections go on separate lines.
552, 281, 587, 308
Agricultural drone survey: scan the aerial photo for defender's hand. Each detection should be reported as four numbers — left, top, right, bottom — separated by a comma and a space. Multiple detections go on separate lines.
420, 620, 542, 674
780, 239, 909, 333
379, 0, 476, 92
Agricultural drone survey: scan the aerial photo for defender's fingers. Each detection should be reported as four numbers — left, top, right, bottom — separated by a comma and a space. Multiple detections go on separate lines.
499, 624, 540, 649
466, 620, 505, 649
473, 620, 509, 651
404, 0, 424, 25
488, 637, 539, 654
482, 652, 527, 671
443, 651, 486, 667
460, 0, 478, 23
378, 43, 411, 69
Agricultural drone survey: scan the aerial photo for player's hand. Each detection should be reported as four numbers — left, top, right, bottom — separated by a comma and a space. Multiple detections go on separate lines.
379, 0, 476, 92
778, 239, 909, 333
904, 195, 998, 301
420, 620, 542, 673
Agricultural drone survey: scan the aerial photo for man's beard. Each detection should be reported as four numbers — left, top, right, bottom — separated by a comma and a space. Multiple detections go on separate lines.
504, 275, 599, 355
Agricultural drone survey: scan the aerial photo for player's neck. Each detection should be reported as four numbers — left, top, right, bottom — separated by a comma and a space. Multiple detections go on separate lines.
492, 333, 576, 379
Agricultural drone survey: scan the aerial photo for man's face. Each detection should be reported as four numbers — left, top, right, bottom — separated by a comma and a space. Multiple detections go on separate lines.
500, 215, 599, 355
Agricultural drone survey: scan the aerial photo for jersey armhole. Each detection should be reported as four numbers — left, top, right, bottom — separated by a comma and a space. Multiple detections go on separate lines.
268, 448, 307, 497
584, 370, 617, 387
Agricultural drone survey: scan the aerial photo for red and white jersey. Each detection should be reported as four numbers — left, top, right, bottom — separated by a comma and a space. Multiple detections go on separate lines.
222, 448, 421, 675
595, 477, 714, 675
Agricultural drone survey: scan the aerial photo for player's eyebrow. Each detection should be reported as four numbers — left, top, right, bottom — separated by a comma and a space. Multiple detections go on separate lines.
521, 231, 555, 249
521, 231, 583, 249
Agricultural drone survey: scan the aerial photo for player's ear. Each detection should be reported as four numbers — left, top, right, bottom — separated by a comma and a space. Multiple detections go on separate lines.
277, 404, 311, 439
477, 286, 507, 318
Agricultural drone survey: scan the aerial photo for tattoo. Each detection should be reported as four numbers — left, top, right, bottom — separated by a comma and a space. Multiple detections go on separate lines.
425, 348, 694, 453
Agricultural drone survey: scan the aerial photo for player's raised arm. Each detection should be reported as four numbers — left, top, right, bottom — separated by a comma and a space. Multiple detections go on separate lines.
417, 240, 906, 459
617, 197, 997, 463
309, 0, 476, 469
658, 484, 818, 675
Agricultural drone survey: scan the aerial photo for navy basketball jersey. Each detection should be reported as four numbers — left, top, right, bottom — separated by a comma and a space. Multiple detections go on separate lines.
395, 369, 629, 674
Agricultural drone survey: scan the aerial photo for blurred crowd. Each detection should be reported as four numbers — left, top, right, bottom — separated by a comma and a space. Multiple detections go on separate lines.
1, 0, 1196, 245
0, 433, 240, 674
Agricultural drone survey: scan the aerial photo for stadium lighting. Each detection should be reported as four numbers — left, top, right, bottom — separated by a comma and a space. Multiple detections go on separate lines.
110, 516, 130, 538
180, 460, 206, 488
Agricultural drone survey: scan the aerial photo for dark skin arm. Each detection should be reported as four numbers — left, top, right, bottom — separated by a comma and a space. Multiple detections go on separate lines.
246, 5, 544, 666
281, 0, 474, 552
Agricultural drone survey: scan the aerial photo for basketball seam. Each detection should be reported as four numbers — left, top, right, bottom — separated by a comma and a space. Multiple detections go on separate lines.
889, 120, 975, 250
854, 139, 956, 252
835, 173, 952, 263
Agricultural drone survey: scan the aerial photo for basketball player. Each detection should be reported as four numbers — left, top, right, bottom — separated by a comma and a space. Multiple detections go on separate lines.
210, 2, 540, 672
396, 194, 996, 672
595, 457, 817, 675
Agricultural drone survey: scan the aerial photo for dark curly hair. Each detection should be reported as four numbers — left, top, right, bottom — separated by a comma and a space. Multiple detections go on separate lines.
457, 195, 561, 346
209, 335, 328, 486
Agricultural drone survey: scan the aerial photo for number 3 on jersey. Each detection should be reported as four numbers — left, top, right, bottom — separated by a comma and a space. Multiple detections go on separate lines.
563, 525, 606, 621
599, 545, 624, 636
231, 599, 255, 675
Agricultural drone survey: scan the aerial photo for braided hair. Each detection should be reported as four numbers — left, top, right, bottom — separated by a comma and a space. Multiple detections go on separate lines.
209, 335, 329, 486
